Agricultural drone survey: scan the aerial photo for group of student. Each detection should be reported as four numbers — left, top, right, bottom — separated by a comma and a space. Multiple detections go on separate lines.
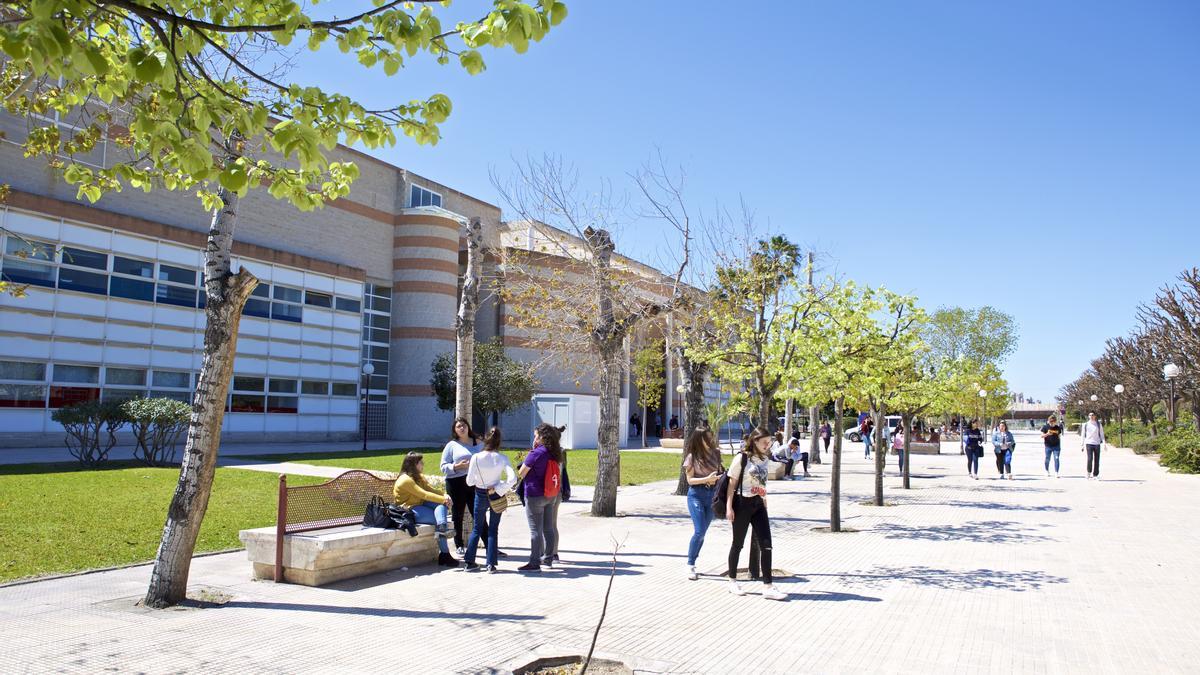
958, 412, 1108, 480
390, 418, 565, 574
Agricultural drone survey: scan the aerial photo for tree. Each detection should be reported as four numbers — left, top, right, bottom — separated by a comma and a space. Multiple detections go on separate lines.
631, 339, 665, 449
495, 157, 689, 517
1138, 269, 1200, 429
455, 218, 484, 421
924, 306, 1019, 366
430, 338, 539, 423
1, 0, 566, 607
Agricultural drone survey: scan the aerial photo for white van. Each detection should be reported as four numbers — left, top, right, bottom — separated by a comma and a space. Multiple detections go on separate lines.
845, 415, 903, 443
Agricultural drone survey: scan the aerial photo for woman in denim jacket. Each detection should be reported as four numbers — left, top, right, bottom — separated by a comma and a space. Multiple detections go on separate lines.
991, 421, 1016, 480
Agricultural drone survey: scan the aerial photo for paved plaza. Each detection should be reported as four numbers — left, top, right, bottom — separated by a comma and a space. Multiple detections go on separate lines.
2, 431, 1198, 674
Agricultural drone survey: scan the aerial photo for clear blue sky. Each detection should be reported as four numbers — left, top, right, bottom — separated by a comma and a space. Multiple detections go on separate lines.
297, 0, 1200, 403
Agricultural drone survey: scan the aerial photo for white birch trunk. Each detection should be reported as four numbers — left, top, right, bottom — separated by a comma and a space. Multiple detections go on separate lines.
455, 218, 482, 421
830, 396, 844, 532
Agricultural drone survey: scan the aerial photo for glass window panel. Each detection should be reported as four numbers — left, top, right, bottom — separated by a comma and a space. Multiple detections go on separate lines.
331, 383, 357, 397
251, 284, 270, 298
271, 302, 302, 323
57, 267, 107, 295
197, 292, 206, 309
48, 385, 99, 408
1, 259, 55, 287
268, 379, 297, 393
301, 380, 328, 395
151, 390, 191, 402
368, 393, 387, 403
335, 297, 360, 313
152, 370, 190, 388
0, 383, 47, 408
233, 376, 264, 392
155, 283, 197, 307
368, 295, 391, 313
61, 247, 107, 270
370, 327, 389, 343
158, 264, 196, 285
112, 256, 154, 278
369, 360, 388, 376
368, 375, 388, 390
243, 298, 270, 318
273, 286, 302, 303
4, 238, 53, 260
110, 276, 155, 301
103, 388, 146, 402
54, 364, 99, 384
0, 361, 46, 381
105, 368, 145, 386
230, 394, 265, 412
432, 193, 442, 208
369, 285, 392, 298
369, 313, 389, 329
304, 291, 332, 308
266, 395, 298, 413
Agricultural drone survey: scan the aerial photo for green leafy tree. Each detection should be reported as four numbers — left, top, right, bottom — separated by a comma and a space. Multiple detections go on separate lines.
430, 338, 539, 423
1, 0, 565, 608
122, 397, 192, 467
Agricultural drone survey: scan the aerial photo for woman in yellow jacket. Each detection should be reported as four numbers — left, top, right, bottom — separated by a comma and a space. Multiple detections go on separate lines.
394, 451, 457, 567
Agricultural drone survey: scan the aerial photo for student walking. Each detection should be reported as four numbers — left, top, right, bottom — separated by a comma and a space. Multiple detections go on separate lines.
394, 452, 457, 567
892, 426, 905, 473
861, 417, 875, 458
517, 423, 563, 572
1081, 412, 1106, 479
1042, 414, 1063, 478
462, 427, 517, 573
992, 421, 1015, 480
440, 418, 480, 555
963, 420, 984, 479
683, 428, 723, 580
819, 420, 832, 453
725, 428, 787, 601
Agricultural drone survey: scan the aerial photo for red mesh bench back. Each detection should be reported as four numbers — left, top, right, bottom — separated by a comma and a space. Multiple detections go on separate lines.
280, 469, 395, 535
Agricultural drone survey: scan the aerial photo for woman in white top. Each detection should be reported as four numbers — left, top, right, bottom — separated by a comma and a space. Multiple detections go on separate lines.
725, 427, 786, 601
463, 427, 517, 573
441, 418, 481, 555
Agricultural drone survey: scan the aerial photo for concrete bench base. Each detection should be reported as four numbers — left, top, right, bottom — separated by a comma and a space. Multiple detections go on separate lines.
238, 523, 438, 586
893, 442, 941, 455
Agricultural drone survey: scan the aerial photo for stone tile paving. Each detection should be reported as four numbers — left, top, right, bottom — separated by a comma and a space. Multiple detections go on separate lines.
1, 431, 1198, 674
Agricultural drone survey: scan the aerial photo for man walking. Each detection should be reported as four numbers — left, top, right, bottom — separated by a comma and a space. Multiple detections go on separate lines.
1081, 412, 1106, 480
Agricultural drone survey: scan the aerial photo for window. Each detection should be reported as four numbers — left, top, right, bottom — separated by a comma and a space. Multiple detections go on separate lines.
335, 296, 361, 313
49, 386, 99, 408
366, 294, 391, 313
301, 380, 329, 395
151, 390, 191, 402
105, 368, 146, 386
1, 257, 56, 287
243, 284, 271, 319
331, 383, 358, 397
268, 379, 297, 394
57, 266, 107, 295
369, 375, 388, 390
274, 286, 302, 303
409, 184, 442, 208
54, 364, 99, 384
5, 237, 53, 261
0, 361, 46, 381
233, 376, 264, 392
152, 370, 190, 389
103, 388, 145, 402
266, 395, 298, 413
155, 284, 197, 307
61, 247, 107, 270
0, 384, 47, 408
304, 291, 332, 308
158, 264, 196, 285
271, 302, 302, 323
156, 263, 198, 308
112, 256, 153, 278
369, 313, 389, 330
110, 276, 155, 301
230, 394, 265, 412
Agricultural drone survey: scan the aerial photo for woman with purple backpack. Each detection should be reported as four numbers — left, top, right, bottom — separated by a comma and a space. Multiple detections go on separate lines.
517, 423, 563, 572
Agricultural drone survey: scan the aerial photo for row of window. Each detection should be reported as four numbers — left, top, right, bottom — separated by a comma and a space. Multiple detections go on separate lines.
0, 237, 364, 321
0, 361, 365, 411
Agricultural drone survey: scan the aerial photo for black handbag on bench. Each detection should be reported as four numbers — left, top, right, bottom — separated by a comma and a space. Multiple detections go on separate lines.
362, 495, 395, 529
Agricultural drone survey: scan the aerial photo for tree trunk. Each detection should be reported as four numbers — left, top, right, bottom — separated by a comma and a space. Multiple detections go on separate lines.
783, 398, 793, 440
592, 341, 623, 517
873, 403, 885, 506
454, 218, 482, 421
144, 190, 258, 608
830, 396, 844, 532
641, 404, 647, 448
673, 353, 708, 496
809, 404, 821, 464
902, 413, 912, 490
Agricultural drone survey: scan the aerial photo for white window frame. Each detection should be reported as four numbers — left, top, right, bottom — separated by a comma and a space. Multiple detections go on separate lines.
408, 184, 443, 208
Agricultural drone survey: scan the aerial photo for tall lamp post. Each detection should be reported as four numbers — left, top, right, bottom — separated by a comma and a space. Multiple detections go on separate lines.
1164, 363, 1180, 429
360, 362, 375, 452
978, 388, 988, 431
1077, 400, 1084, 426
675, 383, 686, 435
1114, 384, 1125, 447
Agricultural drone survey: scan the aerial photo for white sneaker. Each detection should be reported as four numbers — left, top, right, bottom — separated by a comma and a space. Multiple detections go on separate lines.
761, 584, 787, 601
1055, 473, 1060, 479
728, 579, 746, 596
1046, 471, 1051, 478
687, 565, 698, 581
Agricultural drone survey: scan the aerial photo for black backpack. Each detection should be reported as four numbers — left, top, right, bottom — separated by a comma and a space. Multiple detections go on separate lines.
712, 452, 749, 519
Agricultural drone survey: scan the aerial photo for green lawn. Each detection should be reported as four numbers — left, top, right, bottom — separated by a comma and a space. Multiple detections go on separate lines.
0, 462, 320, 583
241, 448, 684, 487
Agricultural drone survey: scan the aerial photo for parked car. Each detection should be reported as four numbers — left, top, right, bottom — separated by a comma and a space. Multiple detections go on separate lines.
845, 415, 902, 443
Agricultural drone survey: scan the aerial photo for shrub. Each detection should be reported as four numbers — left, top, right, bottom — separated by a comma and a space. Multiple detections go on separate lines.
121, 397, 192, 466
1157, 428, 1200, 474
1131, 438, 1158, 456
51, 400, 127, 467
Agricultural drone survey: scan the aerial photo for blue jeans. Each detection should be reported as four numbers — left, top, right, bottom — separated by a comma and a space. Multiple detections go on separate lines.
966, 451, 980, 474
686, 485, 715, 566
465, 489, 502, 567
412, 502, 450, 554
863, 436, 872, 457
896, 448, 905, 472
1044, 447, 1060, 473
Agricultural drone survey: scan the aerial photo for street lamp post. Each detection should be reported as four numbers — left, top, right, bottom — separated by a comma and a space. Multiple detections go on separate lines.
1114, 384, 1125, 447
1164, 363, 1181, 429
361, 362, 375, 452
675, 383, 686, 434
978, 389, 988, 431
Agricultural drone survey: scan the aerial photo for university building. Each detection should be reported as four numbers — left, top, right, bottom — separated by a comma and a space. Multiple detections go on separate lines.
0, 113, 699, 451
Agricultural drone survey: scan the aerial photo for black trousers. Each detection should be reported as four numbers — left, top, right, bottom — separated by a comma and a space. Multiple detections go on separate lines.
728, 495, 773, 584
800, 452, 810, 473
995, 452, 1006, 475
445, 475, 471, 549
1086, 444, 1101, 476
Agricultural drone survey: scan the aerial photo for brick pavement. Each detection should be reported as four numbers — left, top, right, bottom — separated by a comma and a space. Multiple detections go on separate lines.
1, 431, 1198, 674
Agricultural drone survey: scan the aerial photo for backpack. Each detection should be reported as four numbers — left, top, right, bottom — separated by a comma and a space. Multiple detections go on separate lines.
544, 458, 561, 498
712, 452, 749, 519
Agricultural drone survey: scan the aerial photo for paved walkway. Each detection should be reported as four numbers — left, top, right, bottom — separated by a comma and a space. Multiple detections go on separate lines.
2, 431, 1198, 674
